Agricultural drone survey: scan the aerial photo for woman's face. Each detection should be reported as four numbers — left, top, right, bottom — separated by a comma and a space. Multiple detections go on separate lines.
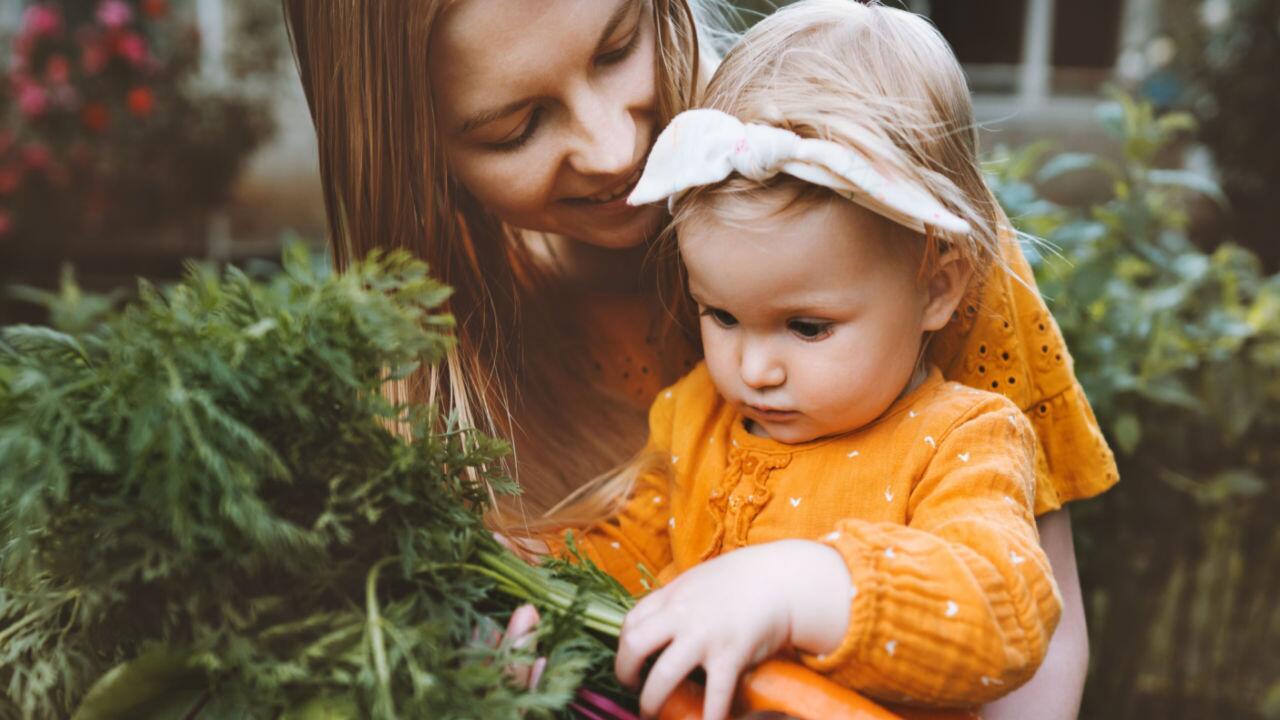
431, 0, 664, 249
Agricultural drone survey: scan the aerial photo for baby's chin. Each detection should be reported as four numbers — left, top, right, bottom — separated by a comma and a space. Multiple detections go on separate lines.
750, 420, 830, 445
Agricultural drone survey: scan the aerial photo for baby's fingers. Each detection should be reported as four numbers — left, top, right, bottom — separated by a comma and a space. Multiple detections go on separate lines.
615, 613, 674, 689
639, 639, 702, 719
700, 657, 744, 720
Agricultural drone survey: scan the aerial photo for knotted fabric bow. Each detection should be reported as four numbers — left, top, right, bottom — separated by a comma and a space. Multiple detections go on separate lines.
627, 108, 971, 236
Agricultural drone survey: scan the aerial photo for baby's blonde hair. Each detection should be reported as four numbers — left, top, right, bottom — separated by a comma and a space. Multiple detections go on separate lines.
542, 1, 1016, 529
671, 0, 1008, 283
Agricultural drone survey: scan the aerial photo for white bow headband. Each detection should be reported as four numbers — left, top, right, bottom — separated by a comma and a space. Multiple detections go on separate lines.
627, 108, 970, 237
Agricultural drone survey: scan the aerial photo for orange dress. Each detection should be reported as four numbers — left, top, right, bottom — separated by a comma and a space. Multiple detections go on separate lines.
586, 229, 1120, 516
564, 363, 1061, 707
928, 229, 1119, 514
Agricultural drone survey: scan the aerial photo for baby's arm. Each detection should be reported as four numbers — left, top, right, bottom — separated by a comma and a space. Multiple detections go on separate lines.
799, 395, 1061, 706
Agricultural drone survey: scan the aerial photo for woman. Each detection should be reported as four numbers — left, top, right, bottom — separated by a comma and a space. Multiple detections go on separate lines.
282, 2, 1116, 716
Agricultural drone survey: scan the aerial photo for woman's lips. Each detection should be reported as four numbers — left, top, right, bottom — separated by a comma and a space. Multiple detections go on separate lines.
565, 166, 644, 211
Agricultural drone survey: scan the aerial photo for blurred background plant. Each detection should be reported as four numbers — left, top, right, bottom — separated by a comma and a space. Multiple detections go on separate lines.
991, 91, 1280, 719
1155, 0, 1280, 271
0, 0, 279, 284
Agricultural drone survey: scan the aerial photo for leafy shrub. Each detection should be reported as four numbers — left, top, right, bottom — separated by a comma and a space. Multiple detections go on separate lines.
0, 247, 628, 719
992, 91, 1280, 719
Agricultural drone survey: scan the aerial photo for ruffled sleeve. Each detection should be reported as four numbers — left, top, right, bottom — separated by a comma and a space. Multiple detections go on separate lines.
928, 226, 1119, 514
798, 395, 1062, 706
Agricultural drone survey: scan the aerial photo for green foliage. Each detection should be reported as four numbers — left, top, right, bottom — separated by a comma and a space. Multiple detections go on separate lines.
0, 245, 613, 719
1159, 0, 1280, 269
991, 90, 1280, 718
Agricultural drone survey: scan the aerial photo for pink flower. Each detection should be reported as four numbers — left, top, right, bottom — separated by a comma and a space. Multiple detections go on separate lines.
117, 32, 148, 66
21, 5, 61, 37
18, 84, 49, 118
97, 0, 134, 29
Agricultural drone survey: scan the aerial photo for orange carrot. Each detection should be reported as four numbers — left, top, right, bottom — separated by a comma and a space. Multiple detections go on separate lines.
658, 659, 983, 720
658, 680, 706, 720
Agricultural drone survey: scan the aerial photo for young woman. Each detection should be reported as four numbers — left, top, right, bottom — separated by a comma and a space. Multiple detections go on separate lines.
282, 2, 1117, 717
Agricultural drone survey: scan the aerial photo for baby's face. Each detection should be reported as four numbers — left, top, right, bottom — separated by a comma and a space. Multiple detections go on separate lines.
680, 197, 933, 444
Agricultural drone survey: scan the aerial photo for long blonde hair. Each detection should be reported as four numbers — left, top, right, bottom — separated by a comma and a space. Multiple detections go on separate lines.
281, 1, 738, 522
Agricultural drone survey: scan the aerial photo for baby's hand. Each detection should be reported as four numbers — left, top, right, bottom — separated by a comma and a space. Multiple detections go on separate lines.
615, 540, 852, 720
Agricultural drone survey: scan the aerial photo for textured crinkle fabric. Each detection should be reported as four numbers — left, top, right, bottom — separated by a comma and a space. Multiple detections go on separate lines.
552, 364, 1061, 707
581, 225, 1118, 517
928, 226, 1120, 514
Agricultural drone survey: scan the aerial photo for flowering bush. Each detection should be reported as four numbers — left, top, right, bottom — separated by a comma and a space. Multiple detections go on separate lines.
0, 0, 275, 256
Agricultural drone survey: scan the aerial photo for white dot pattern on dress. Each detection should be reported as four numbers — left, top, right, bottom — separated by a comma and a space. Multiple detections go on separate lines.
924, 435, 937, 448
847, 450, 860, 458
789, 497, 802, 508
945, 600, 959, 617
885, 640, 898, 656
958, 452, 971, 463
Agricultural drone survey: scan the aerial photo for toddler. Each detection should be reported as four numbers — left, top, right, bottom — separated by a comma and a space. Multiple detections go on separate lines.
543, 2, 1062, 717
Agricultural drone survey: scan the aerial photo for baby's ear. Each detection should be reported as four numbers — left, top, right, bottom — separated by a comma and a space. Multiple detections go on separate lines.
921, 248, 974, 332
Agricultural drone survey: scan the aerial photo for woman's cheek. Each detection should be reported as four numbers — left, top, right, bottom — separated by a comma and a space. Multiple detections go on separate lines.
457, 153, 558, 222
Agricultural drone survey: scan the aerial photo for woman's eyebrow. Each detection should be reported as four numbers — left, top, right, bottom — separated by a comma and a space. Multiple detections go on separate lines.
594, 0, 637, 54
455, 0, 635, 137
458, 99, 530, 136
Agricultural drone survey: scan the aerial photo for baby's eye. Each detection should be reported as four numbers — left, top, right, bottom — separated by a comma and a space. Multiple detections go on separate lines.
701, 307, 739, 328
787, 319, 833, 340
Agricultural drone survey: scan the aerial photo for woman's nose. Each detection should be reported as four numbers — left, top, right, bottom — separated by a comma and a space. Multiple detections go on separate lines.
739, 341, 785, 390
565, 86, 636, 177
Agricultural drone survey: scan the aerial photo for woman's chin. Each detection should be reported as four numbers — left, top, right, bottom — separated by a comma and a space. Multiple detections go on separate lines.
561, 203, 665, 250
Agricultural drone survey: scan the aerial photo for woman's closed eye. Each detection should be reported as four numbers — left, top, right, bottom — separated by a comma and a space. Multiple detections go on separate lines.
787, 318, 834, 341
487, 108, 544, 153
595, 21, 642, 67
700, 307, 739, 329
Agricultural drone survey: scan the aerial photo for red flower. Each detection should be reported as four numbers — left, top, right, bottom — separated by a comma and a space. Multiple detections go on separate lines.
127, 86, 155, 117
141, 0, 169, 20
82, 44, 108, 75
22, 144, 51, 171
45, 54, 71, 84
0, 167, 20, 195
82, 102, 110, 132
